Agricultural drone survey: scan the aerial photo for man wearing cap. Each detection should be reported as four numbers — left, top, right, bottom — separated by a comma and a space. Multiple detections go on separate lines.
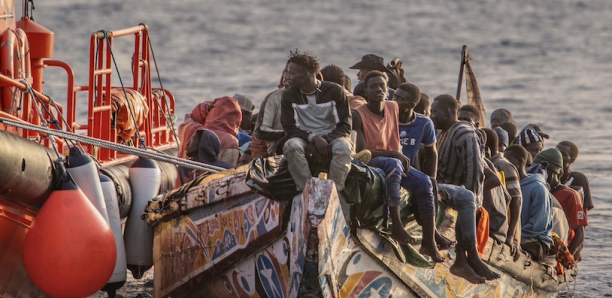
517, 127, 544, 161
281, 50, 352, 192
490, 108, 515, 128
494, 126, 509, 152
349, 54, 396, 101
535, 148, 587, 258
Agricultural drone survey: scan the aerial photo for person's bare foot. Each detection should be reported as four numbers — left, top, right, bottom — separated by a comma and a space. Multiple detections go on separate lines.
468, 258, 500, 280
435, 231, 457, 250
466, 247, 501, 280
391, 225, 416, 245
449, 261, 486, 284
419, 242, 445, 263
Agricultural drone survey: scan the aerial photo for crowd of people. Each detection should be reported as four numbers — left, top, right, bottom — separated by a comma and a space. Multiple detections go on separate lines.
176, 50, 592, 284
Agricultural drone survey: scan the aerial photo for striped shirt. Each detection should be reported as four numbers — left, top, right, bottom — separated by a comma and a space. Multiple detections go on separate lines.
491, 153, 522, 205
436, 121, 485, 199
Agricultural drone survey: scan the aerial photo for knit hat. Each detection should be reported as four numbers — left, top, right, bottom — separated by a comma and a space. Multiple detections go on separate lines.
517, 128, 543, 147
534, 148, 564, 175
233, 94, 255, 113
491, 108, 515, 125
494, 126, 509, 148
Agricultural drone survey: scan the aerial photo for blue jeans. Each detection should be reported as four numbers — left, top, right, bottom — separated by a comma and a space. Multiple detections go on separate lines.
368, 157, 403, 207
437, 184, 477, 246
368, 157, 436, 219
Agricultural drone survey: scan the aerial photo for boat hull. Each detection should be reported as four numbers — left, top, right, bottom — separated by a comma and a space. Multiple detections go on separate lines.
152, 170, 571, 298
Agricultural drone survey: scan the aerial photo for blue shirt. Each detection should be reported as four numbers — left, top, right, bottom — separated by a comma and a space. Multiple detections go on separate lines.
520, 173, 553, 247
398, 113, 436, 166
237, 132, 252, 148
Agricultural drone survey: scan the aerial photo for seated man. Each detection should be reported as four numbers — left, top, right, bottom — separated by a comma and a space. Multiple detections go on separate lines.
534, 148, 588, 259
487, 127, 523, 256
557, 140, 592, 262
504, 145, 553, 262
557, 141, 594, 213
280, 50, 352, 192
352, 71, 443, 262
394, 83, 455, 250
178, 96, 242, 167
432, 95, 500, 283
254, 66, 288, 156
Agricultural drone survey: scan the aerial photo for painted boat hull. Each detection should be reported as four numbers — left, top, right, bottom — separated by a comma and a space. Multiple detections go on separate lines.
151, 169, 574, 298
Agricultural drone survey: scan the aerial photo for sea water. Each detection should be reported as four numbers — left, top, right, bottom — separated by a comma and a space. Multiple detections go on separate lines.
33, 0, 612, 296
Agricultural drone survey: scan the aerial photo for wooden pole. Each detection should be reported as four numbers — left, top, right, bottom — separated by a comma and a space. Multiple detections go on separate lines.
456, 45, 467, 101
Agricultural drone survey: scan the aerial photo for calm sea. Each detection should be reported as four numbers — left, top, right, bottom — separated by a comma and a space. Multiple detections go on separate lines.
34, 0, 612, 296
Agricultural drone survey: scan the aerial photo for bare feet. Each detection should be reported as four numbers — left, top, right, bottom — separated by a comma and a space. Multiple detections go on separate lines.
450, 260, 486, 284
468, 258, 500, 280
466, 246, 501, 280
419, 242, 445, 263
435, 231, 457, 250
390, 225, 416, 245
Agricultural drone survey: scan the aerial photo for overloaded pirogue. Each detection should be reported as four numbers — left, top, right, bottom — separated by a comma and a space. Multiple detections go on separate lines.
0, 1, 577, 298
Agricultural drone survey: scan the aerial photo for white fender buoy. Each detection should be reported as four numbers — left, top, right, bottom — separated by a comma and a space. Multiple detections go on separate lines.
100, 174, 127, 297
66, 148, 110, 224
124, 157, 161, 279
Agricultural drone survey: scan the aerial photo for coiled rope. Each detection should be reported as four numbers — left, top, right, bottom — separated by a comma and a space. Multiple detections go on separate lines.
0, 116, 225, 173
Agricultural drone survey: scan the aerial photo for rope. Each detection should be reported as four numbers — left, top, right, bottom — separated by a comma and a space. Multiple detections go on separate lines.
140, 23, 181, 148
99, 30, 147, 150
0, 116, 225, 173
43, 93, 86, 153
20, 80, 80, 151
17, 83, 62, 160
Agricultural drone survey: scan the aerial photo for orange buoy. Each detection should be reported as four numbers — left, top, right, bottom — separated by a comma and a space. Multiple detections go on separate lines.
23, 174, 117, 298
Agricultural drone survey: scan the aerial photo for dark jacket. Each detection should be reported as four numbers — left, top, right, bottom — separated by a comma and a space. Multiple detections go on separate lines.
281, 81, 352, 143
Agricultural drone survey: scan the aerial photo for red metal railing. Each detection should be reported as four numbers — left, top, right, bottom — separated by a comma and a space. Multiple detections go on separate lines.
80, 24, 174, 162
1, 25, 176, 162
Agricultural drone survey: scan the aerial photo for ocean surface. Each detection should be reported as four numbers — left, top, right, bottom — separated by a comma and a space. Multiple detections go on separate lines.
31, 0, 612, 296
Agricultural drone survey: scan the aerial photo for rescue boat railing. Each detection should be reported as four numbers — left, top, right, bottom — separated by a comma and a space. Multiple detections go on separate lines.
0, 74, 66, 150
84, 24, 175, 163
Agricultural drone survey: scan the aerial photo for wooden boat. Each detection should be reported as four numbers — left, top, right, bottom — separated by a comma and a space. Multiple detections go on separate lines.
0, 1, 576, 297
146, 165, 577, 298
